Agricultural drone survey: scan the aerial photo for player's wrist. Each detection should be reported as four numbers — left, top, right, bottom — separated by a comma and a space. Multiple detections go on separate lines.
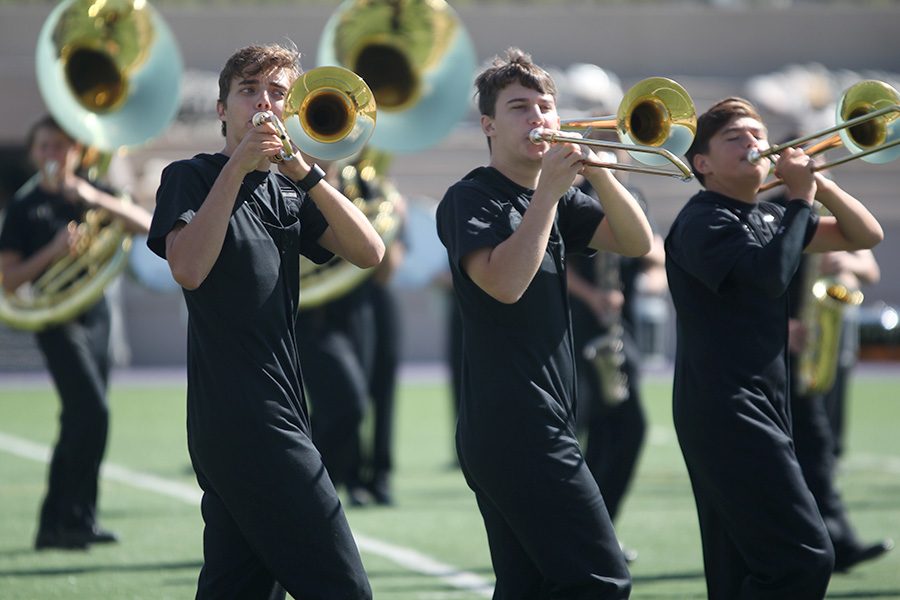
295, 164, 326, 192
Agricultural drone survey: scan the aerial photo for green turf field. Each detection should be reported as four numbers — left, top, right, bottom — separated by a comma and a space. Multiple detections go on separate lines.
1, 371, 898, 599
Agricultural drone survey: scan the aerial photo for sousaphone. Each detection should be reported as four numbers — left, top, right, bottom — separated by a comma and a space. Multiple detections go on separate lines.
0, 0, 182, 331
297, 0, 477, 309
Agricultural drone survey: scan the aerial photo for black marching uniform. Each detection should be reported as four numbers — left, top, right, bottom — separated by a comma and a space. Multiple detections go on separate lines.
0, 184, 112, 548
148, 153, 371, 600
297, 282, 375, 495
362, 270, 402, 502
436, 166, 630, 599
665, 190, 833, 600
298, 174, 404, 504
570, 185, 648, 523
782, 243, 885, 572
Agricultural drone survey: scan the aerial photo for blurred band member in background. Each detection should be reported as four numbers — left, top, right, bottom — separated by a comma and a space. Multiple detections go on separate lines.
0, 115, 151, 550
785, 245, 893, 572
299, 158, 406, 507
437, 47, 652, 598
147, 43, 380, 599
568, 140, 666, 563
666, 97, 883, 599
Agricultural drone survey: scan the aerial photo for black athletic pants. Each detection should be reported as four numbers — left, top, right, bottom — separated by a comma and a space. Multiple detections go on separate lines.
676, 398, 834, 599
35, 298, 111, 535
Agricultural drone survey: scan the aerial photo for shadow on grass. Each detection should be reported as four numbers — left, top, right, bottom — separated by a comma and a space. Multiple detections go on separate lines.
366, 565, 494, 579
0, 559, 202, 577
632, 570, 706, 583
827, 592, 900, 598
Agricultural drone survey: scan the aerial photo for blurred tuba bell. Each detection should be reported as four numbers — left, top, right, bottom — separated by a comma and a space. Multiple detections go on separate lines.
297, 0, 477, 308
0, 0, 182, 331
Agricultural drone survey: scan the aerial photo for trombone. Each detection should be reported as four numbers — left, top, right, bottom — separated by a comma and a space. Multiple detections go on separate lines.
752, 80, 900, 191
277, 66, 378, 161
530, 77, 697, 181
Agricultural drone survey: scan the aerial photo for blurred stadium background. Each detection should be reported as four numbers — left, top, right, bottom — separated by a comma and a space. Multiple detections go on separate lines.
1, 0, 900, 371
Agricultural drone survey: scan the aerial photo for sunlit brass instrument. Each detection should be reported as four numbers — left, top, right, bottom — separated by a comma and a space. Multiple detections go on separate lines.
0, 0, 182, 331
753, 80, 900, 191
317, 0, 477, 153
298, 0, 477, 308
278, 66, 377, 161
300, 149, 402, 309
530, 77, 697, 181
796, 223, 865, 395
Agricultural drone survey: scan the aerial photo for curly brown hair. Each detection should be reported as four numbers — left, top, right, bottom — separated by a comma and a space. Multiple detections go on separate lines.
217, 43, 302, 136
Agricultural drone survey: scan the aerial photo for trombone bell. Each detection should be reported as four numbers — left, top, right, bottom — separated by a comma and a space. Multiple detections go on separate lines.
616, 77, 697, 166
282, 66, 377, 161
838, 80, 900, 164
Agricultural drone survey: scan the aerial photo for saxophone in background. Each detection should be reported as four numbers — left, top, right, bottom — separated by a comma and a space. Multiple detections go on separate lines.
582, 249, 630, 407
796, 203, 865, 396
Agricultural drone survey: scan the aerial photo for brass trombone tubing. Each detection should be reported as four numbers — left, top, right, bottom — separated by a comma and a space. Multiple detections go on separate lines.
758, 134, 900, 192
748, 104, 900, 164
529, 128, 694, 181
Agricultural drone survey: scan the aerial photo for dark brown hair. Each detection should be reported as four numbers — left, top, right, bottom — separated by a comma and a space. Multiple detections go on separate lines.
474, 47, 557, 118
26, 115, 74, 152
686, 96, 762, 186
217, 43, 302, 136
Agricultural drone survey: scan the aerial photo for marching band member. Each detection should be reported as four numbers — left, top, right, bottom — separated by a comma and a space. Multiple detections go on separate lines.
665, 97, 883, 599
0, 115, 150, 550
147, 43, 380, 599
436, 47, 651, 598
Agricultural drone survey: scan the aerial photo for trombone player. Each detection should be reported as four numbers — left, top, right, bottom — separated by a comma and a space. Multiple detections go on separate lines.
665, 97, 883, 599
436, 48, 651, 598
147, 43, 380, 599
0, 115, 152, 550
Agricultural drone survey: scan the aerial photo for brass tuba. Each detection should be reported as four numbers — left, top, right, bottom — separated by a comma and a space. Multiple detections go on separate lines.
0, 0, 182, 331
297, 0, 477, 309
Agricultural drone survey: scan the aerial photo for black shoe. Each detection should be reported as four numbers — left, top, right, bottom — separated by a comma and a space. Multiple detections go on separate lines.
35, 529, 88, 551
368, 477, 393, 506
84, 525, 119, 545
834, 539, 894, 573
347, 485, 373, 508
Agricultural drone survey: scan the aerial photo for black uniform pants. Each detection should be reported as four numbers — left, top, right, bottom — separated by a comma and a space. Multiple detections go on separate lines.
579, 331, 646, 522
458, 426, 631, 599
35, 299, 111, 534
676, 400, 834, 600
191, 418, 371, 600
792, 390, 863, 560
298, 296, 374, 488
364, 282, 400, 480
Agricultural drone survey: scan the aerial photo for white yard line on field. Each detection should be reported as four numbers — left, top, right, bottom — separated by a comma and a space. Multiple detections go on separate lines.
0, 431, 494, 598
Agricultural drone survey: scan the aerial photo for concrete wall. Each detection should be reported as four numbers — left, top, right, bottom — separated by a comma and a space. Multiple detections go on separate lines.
2, 3, 900, 367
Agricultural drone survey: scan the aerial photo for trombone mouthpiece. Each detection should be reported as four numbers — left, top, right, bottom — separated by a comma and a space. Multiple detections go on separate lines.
529, 128, 548, 144
252, 111, 273, 127
252, 111, 295, 161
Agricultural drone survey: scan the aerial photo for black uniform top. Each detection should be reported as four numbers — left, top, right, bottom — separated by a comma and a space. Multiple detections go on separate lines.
0, 178, 114, 317
0, 185, 85, 259
665, 190, 817, 434
147, 153, 332, 461
436, 166, 604, 443
570, 184, 649, 336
